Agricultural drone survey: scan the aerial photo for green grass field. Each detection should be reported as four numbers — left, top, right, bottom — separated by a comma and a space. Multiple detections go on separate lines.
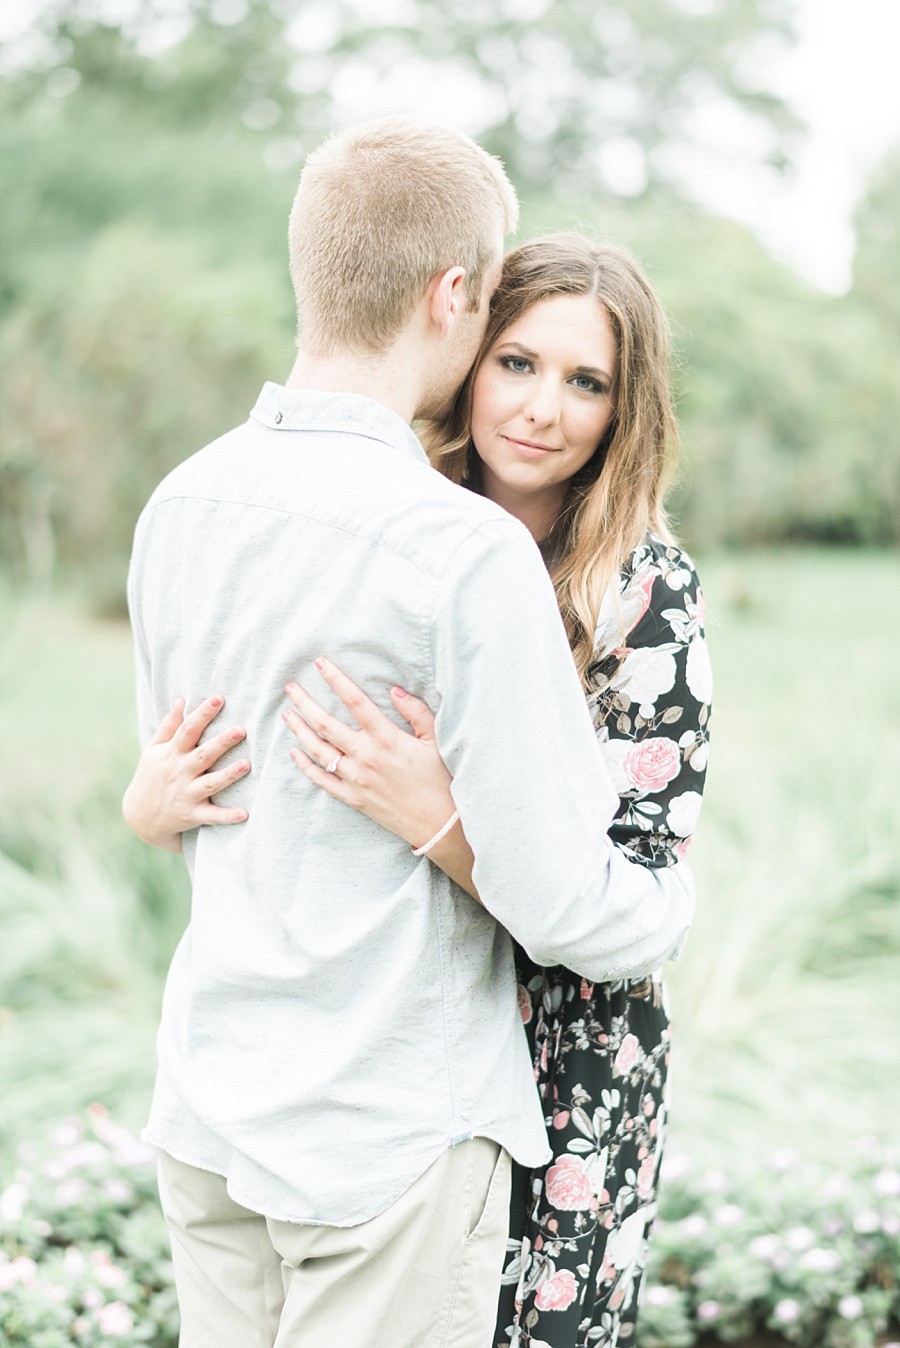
1, 549, 899, 1166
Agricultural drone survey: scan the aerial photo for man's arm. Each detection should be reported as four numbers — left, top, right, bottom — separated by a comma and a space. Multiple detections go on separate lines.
431, 518, 694, 983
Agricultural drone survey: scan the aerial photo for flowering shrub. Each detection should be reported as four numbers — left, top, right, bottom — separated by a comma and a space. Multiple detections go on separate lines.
639, 1141, 900, 1347
1, 1113, 898, 1347
0, 1107, 177, 1346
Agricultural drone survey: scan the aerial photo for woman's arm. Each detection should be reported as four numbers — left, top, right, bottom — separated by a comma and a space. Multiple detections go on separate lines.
589, 539, 711, 870
122, 696, 251, 851
283, 662, 479, 899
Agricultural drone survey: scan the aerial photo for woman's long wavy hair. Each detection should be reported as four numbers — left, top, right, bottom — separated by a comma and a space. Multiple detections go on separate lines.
420, 233, 680, 687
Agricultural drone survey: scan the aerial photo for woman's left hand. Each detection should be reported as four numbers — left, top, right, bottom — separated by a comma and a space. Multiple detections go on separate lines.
283, 658, 455, 851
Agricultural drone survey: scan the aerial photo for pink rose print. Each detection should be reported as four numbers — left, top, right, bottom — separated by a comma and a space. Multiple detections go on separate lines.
517, 983, 532, 1024
544, 1155, 594, 1210
637, 1154, 657, 1200
534, 1268, 579, 1312
624, 737, 681, 792
614, 1033, 641, 1076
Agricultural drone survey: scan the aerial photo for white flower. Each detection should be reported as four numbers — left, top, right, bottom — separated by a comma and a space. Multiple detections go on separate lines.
605, 1209, 647, 1270
0, 1183, 29, 1222
697, 1300, 721, 1321
615, 648, 677, 705
644, 1285, 674, 1307
785, 1225, 814, 1251
750, 1234, 780, 1260
715, 1204, 743, 1226
875, 1169, 900, 1196
96, 1263, 128, 1289
800, 1247, 841, 1273
685, 637, 713, 704
774, 1299, 802, 1323
600, 739, 632, 794
666, 791, 703, 837
838, 1295, 863, 1320
95, 1301, 134, 1336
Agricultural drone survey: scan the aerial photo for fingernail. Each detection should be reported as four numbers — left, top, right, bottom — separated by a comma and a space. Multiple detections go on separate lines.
315, 657, 328, 670
210, 696, 224, 709
392, 686, 407, 698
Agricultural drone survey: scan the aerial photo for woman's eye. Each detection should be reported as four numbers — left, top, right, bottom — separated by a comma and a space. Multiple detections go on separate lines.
572, 374, 604, 394
500, 355, 532, 374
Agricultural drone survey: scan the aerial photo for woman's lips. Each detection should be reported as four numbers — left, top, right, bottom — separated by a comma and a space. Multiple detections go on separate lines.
504, 436, 560, 458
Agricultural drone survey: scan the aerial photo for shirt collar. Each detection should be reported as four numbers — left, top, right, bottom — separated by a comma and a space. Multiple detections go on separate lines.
250, 382, 429, 466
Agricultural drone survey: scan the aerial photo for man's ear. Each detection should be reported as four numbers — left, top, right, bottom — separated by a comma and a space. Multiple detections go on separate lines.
426, 266, 467, 338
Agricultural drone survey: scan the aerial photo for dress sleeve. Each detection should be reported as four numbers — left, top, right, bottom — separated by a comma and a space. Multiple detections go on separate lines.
587, 538, 712, 869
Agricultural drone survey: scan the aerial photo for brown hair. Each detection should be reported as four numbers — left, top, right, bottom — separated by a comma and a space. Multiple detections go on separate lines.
421, 233, 680, 685
288, 118, 518, 356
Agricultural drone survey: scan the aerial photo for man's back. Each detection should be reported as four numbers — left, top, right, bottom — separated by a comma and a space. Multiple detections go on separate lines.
128, 384, 550, 1224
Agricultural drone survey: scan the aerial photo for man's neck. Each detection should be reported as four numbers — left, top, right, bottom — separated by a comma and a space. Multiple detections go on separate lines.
285, 344, 421, 425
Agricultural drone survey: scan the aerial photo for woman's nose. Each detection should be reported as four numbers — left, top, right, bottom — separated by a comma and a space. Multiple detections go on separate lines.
523, 380, 561, 426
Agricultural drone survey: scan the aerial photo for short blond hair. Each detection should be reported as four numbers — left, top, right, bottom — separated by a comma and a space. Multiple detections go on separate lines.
288, 118, 518, 356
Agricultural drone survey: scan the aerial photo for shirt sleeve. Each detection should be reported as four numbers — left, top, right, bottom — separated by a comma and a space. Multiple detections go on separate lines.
430, 518, 695, 983
587, 539, 712, 869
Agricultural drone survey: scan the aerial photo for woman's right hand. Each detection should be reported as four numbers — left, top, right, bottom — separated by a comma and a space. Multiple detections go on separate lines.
122, 697, 251, 853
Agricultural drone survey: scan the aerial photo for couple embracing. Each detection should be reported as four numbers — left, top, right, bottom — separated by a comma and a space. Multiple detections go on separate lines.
125, 116, 711, 1348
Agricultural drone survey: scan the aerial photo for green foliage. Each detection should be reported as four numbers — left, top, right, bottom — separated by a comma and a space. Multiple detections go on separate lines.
664, 549, 900, 1161
0, 96, 294, 604
1, 1112, 897, 1346
0, 1111, 178, 1345
3, 0, 798, 197
638, 1145, 900, 1346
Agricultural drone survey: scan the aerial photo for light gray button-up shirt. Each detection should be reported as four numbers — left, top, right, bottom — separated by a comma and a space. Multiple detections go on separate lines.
128, 383, 693, 1225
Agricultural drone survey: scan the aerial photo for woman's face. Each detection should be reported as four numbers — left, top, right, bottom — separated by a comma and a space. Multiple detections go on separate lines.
469, 292, 618, 531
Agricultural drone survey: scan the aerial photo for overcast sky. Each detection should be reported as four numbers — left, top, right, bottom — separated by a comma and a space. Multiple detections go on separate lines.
689, 0, 900, 292
3, 0, 899, 294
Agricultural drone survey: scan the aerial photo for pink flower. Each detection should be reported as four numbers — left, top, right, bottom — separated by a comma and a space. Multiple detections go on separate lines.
95, 1263, 128, 1289
517, 983, 532, 1024
614, 1033, 642, 1076
580, 978, 593, 1000
534, 1268, 579, 1312
624, 738, 681, 793
95, 1302, 134, 1336
544, 1155, 594, 1211
637, 1155, 656, 1200
552, 1111, 570, 1130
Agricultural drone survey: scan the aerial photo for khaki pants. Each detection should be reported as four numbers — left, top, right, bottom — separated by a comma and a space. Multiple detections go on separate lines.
157, 1138, 510, 1348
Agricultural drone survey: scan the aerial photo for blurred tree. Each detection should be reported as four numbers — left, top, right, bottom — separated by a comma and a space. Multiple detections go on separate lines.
326, 0, 799, 198
2, 0, 799, 198
852, 146, 900, 328
1, 0, 897, 603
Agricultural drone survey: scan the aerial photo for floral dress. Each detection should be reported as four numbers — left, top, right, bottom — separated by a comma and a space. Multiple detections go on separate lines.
495, 534, 712, 1348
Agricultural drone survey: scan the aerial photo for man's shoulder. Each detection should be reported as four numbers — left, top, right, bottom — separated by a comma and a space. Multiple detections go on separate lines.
143, 415, 528, 570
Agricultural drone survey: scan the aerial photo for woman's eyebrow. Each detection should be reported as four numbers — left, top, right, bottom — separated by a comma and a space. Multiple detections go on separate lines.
573, 363, 614, 383
494, 340, 540, 358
